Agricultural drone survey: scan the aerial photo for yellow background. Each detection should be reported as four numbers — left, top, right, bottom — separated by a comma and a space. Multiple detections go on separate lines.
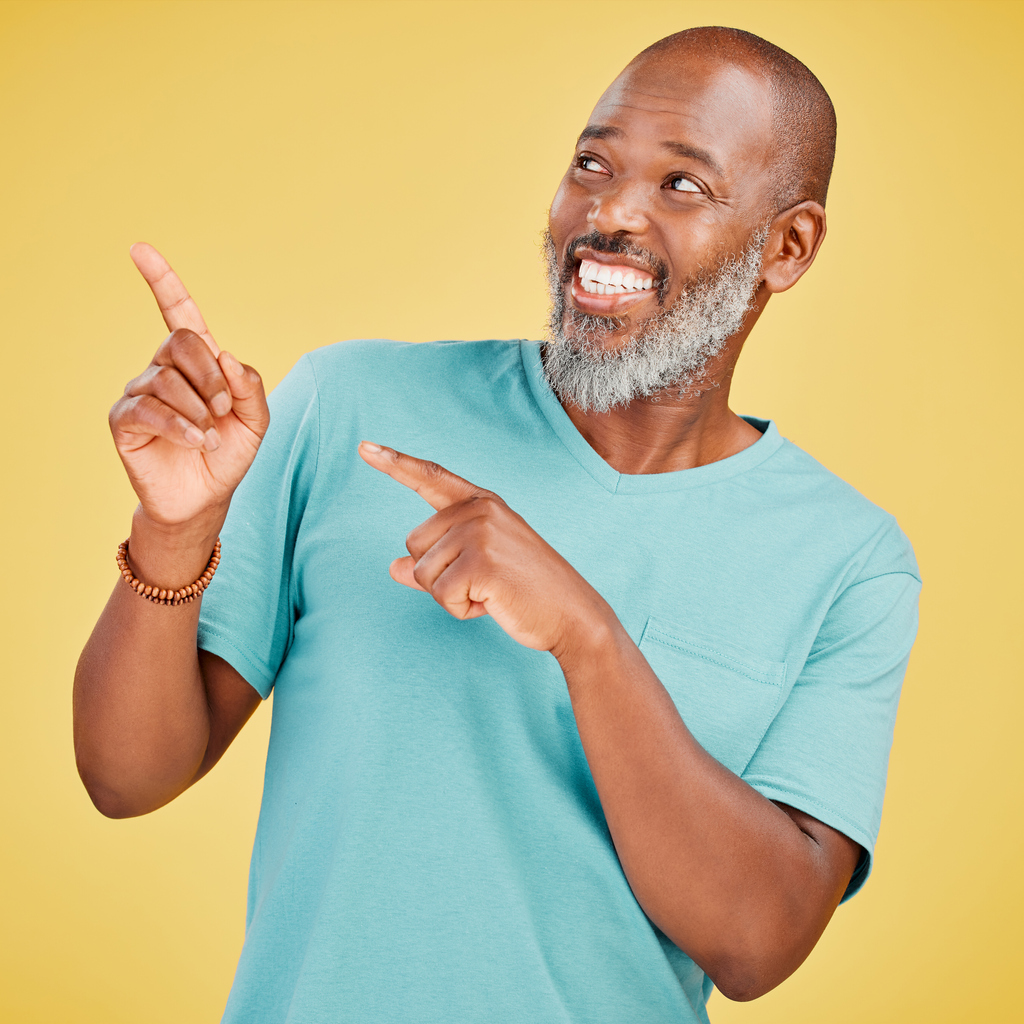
1, 1, 1020, 1020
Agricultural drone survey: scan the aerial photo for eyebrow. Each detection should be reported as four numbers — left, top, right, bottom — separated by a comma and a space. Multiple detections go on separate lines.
576, 124, 724, 178
660, 140, 724, 177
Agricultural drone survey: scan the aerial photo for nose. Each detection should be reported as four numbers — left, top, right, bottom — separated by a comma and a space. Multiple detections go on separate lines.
587, 181, 649, 236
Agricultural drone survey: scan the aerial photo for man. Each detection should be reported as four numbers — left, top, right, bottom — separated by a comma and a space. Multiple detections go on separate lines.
74, 26, 919, 1023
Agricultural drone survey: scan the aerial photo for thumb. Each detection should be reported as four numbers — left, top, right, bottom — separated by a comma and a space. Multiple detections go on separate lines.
219, 350, 270, 439
390, 556, 428, 591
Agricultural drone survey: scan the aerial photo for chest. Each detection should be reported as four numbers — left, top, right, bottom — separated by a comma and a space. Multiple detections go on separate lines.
283, 458, 840, 781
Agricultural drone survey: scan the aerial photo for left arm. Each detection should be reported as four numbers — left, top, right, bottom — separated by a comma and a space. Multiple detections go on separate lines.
359, 442, 859, 1001
555, 617, 858, 1001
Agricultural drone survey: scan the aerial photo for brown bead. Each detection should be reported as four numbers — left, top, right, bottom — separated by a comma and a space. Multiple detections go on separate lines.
118, 535, 220, 605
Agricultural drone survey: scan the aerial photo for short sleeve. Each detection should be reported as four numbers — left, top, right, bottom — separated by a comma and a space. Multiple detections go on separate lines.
742, 563, 921, 901
197, 354, 320, 698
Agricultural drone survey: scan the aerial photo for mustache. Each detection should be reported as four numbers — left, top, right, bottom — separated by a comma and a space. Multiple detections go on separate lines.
560, 232, 669, 296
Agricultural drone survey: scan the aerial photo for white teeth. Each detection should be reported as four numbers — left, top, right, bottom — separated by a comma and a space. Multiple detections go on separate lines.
576, 260, 657, 296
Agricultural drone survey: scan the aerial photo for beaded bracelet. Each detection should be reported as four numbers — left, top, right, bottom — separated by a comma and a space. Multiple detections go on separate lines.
116, 537, 221, 606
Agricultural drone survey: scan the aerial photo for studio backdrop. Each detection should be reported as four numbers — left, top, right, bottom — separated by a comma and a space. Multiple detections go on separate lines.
1, 2, 1020, 1022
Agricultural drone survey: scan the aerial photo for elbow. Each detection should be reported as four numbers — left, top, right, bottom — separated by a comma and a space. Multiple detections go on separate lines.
673, 922, 805, 1003
712, 962, 779, 1003
78, 770, 149, 819
75, 755, 170, 819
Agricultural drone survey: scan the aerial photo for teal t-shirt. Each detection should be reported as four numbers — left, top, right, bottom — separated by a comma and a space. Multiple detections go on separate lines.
198, 339, 920, 1024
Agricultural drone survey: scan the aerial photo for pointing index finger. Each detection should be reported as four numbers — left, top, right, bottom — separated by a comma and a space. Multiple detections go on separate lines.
130, 242, 219, 355
358, 442, 487, 511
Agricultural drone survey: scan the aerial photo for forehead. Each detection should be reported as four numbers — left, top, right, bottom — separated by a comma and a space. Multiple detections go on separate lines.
586, 57, 775, 178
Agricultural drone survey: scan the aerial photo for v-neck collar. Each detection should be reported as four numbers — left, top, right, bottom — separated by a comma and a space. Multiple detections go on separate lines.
520, 341, 785, 495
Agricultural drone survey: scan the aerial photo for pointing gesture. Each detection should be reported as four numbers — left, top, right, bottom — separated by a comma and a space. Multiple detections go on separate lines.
109, 244, 270, 530
358, 442, 614, 657
130, 242, 221, 356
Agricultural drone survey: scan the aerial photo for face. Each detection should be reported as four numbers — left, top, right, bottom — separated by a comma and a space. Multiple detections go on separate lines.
547, 54, 777, 351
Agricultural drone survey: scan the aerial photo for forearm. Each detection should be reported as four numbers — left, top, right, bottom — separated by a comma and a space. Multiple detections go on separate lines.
555, 614, 849, 1000
73, 508, 224, 818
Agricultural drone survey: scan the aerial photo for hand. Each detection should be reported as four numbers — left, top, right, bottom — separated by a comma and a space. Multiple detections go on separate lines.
358, 442, 613, 656
109, 244, 270, 529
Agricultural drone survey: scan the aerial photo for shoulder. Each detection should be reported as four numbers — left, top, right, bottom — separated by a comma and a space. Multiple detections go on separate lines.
756, 430, 920, 585
304, 338, 524, 391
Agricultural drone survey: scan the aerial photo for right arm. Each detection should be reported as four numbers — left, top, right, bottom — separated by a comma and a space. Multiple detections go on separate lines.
73, 244, 270, 818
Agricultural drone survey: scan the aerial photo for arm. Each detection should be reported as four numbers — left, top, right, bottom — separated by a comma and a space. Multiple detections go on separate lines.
358, 443, 860, 1001
556, 618, 858, 1001
73, 523, 262, 818
74, 244, 269, 818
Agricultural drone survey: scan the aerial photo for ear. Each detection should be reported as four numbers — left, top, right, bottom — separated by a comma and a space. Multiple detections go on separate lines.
761, 200, 827, 294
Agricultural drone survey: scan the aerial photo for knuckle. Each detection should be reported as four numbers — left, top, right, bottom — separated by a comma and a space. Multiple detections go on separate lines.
200, 369, 228, 395
150, 363, 179, 388
469, 492, 502, 514
137, 394, 171, 427
168, 327, 199, 346
124, 366, 155, 395
167, 328, 201, 361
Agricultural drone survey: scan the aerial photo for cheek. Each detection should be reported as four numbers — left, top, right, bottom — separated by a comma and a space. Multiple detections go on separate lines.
661, 214, 736, 284
548, 176, 587, 242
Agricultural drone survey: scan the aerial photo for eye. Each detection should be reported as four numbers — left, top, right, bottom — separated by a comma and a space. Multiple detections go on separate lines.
668, 176, 701, 194
577, 154, 609, 174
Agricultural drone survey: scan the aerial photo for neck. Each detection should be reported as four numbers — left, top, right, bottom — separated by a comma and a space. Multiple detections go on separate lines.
561, 368, 760, 475
553, 299, 767, 475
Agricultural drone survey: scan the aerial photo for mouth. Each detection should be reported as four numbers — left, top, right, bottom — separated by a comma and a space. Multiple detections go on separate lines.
568, 251, 661, 314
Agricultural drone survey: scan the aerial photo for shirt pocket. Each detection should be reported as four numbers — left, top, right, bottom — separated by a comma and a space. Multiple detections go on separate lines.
638, 618, 789, 777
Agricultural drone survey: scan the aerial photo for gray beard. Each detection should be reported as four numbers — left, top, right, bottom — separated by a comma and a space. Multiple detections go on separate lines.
541, 224, 769, 413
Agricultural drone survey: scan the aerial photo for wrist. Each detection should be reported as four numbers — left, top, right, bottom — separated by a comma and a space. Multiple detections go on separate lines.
550, 598, 625, 674
127, 504, 226, 590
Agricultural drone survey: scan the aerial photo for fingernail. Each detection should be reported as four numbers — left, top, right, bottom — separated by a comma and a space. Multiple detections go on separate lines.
360, 441, 383, 453
222, 350, 244, 376
204, 428, 221, 452
211, 391, 232, 417
184, 425, 204, 446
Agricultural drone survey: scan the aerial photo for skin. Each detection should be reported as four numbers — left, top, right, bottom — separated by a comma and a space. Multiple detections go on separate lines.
75, 46, 854, 1004
549, 52, 826, 474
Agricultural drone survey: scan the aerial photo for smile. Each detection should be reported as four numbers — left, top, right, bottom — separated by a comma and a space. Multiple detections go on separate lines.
576, 258, 655, 295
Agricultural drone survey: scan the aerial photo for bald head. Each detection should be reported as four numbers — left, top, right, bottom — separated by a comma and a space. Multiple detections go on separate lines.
630, 27, 836, 213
